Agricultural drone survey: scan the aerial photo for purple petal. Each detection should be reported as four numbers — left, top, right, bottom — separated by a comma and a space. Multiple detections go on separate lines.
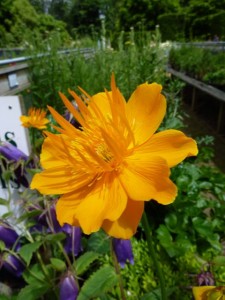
3, 254, 25, 277
64, 227, 82, 256
0, 222, 20, 250
197, 271, 215, 286
60, 273, 79, 300
0, 142, 28, 162
112, 239, 134, 268
46, 205, 62, 233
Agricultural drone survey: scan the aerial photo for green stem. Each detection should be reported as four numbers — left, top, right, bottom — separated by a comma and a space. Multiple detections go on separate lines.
110, 239, 127, 300
57, 241, 80, 289
142, 211, 167, 300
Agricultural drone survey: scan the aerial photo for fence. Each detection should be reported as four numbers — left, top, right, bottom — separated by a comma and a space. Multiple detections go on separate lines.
174, 41, 225, 51
0, 48, 94, 96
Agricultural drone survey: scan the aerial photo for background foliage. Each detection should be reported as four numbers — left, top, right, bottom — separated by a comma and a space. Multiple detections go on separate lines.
1, 0, 225, 47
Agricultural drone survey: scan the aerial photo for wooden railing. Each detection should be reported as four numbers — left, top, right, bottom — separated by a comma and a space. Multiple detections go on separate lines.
0, 48, 94, 96
174, 41, 225, 51
167, 66, 225, 132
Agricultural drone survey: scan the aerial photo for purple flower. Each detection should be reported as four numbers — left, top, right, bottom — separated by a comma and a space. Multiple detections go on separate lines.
63, 226, 82, 256
36, 205, 62, 233
60, 273, 79, 300
0, 141, 28, 162
197, 271, 215, 286
0, 221, 20, 250
0, 141, 29, 188
3, 254, 25, 277
112, 239, 134, 268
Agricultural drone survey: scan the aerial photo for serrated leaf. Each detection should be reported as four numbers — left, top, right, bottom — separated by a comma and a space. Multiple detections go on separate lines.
77, 266, 118, 300
76, 251, 100, 276
19, 241, 42, 265
50, 258, 66, 271
87, 230, 110, 254
17, 284, 49, 300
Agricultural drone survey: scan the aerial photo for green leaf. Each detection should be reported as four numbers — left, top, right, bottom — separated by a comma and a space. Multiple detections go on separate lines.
87, 230, 110, 254
44, 232, 66, 243
0, 240, 6, 251
141, 289, 161, 300
50, 258, 66, 271
76, 251, 100, 276
165, 213, 178, 233
141, 288, 176, 300
156, 225, 176, 257
0, 198, 8, 205
22, 263, 46, 285
17, 284, 49, 300
213, 256, 225, 266
1, 212, 13, 219
17, 209, 43, 223
19, 241, 42, 266
77, 266, 118, 300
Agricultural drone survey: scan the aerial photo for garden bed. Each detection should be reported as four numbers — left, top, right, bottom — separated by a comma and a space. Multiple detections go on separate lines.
169, 45, 225, 90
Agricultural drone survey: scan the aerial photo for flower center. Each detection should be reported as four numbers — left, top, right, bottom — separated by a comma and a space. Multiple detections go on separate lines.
95, 143, 113, 163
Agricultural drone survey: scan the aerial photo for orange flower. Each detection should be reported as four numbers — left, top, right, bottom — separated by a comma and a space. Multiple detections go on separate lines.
20, 108, 49, 130
192, 286, 225, 299
31, 76, 198, 238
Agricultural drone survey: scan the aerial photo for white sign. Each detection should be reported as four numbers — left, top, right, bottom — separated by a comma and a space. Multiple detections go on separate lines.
0, 96, 31, 218
8, 73, 19, 89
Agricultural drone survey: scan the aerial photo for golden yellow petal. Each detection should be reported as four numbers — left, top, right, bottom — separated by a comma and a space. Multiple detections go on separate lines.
192, 286, 217, 300
55, 174, 127, 234
102, 199, 144, 239
73, 174, 127, 234
40, 134, 73, 169
90, 92, 112, 119
126, 83, 166, 145
30, 166, 93, 195
47, 105, 79, 136
119, 156, 177, 204
56, 193, 81, 226
138, 129, 198, 168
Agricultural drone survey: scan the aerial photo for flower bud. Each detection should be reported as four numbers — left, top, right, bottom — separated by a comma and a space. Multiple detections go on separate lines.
0, 141, 28, 162
197, 271, 215, 286
3, 254, 25, 277
112, 238, 134, 268
60, 273, 79, 300
63, 226, 82, 256
0, 221, 20, 250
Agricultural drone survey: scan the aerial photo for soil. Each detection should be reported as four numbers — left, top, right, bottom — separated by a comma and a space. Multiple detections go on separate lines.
181, 86, 225, 173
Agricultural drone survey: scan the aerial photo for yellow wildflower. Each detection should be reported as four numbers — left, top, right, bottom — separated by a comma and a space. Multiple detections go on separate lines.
31, 76, 198, 238
192, 286, 225, 300
20, 107, 49, 130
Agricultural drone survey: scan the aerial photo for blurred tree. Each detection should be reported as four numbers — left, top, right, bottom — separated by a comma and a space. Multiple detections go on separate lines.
0, 0, 71, 47
48, 0, 72, 21
29, 0, 52, 13
68, 0, 101, 35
